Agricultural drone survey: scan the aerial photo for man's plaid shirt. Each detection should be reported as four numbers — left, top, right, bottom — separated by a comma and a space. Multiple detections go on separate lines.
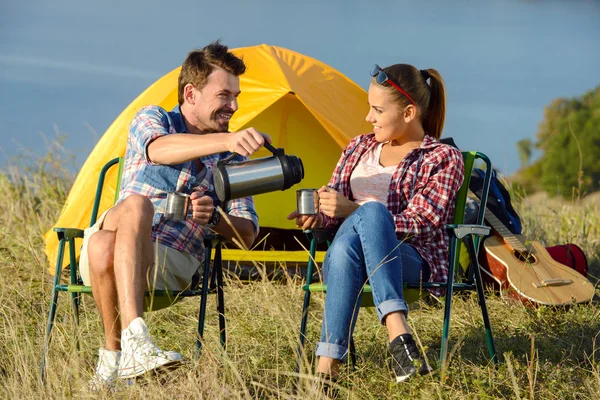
321, 133, 464, 284
118, 105, 259, 261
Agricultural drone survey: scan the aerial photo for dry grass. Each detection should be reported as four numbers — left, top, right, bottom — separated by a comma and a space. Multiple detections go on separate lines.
1, 151, 599, 399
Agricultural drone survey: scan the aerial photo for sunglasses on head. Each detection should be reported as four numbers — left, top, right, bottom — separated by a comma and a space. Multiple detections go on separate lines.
370, 64, 415, 105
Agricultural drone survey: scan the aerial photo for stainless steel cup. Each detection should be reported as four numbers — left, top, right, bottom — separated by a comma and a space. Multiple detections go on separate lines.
296, 189, 319, 215
165, 192, 190, 221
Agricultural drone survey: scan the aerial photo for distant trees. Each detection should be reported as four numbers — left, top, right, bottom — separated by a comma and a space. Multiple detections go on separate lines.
516, 138, 532, 168
513, 85, 600, 198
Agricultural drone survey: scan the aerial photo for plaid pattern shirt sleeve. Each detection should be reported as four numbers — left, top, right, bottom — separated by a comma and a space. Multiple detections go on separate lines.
129, 106, 171, 163
393, 147, 464, 237
320, 135, 366, 229
224, 194, 260, 236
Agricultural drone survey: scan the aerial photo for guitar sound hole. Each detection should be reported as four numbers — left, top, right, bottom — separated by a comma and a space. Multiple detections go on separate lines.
513, 250, 536, 264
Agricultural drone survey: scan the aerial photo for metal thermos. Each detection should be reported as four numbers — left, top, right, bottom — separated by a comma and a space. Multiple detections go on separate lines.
165, 192, 190, 221
213, 142, 304, 203
296, 189, 319, 215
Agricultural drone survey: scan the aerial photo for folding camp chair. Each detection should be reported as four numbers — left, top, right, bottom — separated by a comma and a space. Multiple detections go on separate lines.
40, 157, 226, 382
296, 151, 497, 373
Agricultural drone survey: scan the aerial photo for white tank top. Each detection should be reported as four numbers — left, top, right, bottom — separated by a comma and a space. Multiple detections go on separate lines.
350, 142, 397, 206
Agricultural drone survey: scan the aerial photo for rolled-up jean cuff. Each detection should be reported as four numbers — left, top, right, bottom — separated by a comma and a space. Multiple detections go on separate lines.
376, 299, 409, 323
315, 342, 350, 363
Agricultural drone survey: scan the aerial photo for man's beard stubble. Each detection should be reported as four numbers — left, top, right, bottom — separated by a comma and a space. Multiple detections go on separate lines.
194, 112, 229, 134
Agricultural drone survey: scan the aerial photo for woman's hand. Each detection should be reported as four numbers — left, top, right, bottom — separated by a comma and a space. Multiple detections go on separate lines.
286, 210, 323, 231
318, 186, 359, 218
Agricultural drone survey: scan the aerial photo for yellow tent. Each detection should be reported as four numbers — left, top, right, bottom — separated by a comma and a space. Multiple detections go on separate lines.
44, 44, 372, 272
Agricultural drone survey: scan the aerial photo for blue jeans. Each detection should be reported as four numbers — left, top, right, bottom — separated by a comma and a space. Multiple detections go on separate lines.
315, 202, 428, 362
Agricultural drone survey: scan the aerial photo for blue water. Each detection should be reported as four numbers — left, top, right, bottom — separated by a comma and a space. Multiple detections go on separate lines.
0, 0, 598, 175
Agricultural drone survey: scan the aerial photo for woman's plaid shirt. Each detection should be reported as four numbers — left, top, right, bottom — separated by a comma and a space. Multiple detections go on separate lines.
321, 133, 464, 284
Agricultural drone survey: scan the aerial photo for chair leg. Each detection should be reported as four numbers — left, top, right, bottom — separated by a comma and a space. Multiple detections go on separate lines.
68, 238, 80, 351
196, 241, 213, 357
71, 292, 80, 351
440, 238, 458, 369
214, 243, 226, 350
471, 251, 498, 364
464, 237, 498, 365
295, 290, 312, 374
41, 238, 66, 384
209, 253, 218, 290
41, 283, 60, 384
296, 236, 319, 378
440, 281, 454, 370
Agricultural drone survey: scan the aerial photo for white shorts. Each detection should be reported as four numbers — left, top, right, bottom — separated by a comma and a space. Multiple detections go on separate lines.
79, 208, 203, 292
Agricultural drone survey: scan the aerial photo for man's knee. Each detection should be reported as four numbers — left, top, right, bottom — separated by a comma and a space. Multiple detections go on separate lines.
122, 194, 154, 216
111, 194, 155, 228
88, 231, 116, 274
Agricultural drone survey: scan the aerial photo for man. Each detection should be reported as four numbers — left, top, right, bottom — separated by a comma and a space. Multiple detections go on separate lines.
78, 41, 268, 391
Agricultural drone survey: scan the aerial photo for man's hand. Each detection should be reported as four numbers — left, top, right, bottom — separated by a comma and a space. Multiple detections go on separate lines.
318, 186, 359, 218
286, 210, 323, 231
227, 128, 272, 156
190, 190, 214, 225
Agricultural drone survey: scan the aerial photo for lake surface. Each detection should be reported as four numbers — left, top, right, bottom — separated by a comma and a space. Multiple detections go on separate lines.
0, 0, 598, 176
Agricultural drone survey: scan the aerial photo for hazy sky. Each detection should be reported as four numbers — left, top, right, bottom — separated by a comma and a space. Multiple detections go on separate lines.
1, 0, 599, 175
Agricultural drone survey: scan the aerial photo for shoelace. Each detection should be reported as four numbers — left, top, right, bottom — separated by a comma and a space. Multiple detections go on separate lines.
390, 339, 419, 369
126, 334, 162, 358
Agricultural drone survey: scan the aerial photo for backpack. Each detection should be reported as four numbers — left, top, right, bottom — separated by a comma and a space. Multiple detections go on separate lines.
439, 137, 522, 234
469, 168, 522, 234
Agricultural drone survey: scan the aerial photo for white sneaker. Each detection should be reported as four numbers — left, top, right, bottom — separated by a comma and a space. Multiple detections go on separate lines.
88, 347, 120, 393
118, 317, 183, 379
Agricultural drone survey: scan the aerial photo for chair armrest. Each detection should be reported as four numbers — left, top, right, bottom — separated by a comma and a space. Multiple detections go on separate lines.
54, 227, 85, 239
447, 224, 491, 239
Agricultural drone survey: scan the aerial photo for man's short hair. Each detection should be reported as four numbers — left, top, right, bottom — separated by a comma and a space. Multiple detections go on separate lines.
178, 40, 247, 105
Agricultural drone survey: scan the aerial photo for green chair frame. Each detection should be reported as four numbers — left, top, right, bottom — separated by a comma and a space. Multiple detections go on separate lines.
296, 151, 497, 373
40, 157, 226, 382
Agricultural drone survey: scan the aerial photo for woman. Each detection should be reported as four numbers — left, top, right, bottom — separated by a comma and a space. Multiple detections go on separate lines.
288, 64, 464, 383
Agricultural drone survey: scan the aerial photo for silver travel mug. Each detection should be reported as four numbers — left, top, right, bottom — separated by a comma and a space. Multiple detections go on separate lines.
165, 192, 191, 221
296, 189, 319, 215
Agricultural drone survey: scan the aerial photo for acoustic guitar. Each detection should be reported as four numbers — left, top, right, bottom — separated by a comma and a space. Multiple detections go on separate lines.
480, 210, 595, 306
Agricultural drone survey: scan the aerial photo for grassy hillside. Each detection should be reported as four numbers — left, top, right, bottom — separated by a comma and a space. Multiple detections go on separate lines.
0, 157, 599, 399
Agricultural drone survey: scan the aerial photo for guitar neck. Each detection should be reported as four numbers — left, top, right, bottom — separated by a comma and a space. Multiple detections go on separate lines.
484, 209, 528, 252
